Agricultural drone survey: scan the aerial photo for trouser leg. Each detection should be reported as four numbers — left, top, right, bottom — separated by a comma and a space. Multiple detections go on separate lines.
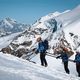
43, 53, 47, 66
40, 53, 44, 66
40, 53, 47, 66
76, 63, 80, 77
64, 62, 70, 74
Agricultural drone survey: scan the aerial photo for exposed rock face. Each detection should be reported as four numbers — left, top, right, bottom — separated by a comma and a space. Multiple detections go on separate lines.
10, 43, 19, 50
1, 46, 29, 58
52, 31, 74, 57
20, 41, 32, 46
15, 48, 26, 58
1, 46, 12, 54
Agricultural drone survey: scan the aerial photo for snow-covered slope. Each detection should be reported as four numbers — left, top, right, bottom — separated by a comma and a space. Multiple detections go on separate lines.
0, 52, 79, 80
33, 5, 80, 30
32, 11, 61, 29
0, 17, 30, 37
0, 32, 22, 49
63, 18, 80, 50
56, 5, 80, 25
0, 31, 79, 80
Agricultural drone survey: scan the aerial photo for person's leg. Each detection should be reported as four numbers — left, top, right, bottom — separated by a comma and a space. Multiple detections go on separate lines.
40, 53, 44, 66
43, 53, 48, 67
79, 63, 80, 77
76, 63, 80, 77
64, 62, 70, 74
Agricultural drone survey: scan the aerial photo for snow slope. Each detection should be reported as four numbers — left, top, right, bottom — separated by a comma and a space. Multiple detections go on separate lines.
55, 5, 80, 26
62, 18, 80, 50
0, 52, 79, 80
0, 32, 79, 80
33, 5, 80, 30
0, 32, 21, 49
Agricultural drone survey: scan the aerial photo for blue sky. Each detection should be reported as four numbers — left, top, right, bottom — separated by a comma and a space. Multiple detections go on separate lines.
0, 0, 80, 24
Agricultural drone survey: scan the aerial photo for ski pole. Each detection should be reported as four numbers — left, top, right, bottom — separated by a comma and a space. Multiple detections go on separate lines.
46, 52, 75, 63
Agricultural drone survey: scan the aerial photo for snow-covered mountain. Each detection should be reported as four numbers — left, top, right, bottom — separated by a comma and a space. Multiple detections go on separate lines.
0, 5, 80, 79
32, 5, 80, 31
32, 5, 80, 50
0, 17, 30, 37
2, 5, 80, 54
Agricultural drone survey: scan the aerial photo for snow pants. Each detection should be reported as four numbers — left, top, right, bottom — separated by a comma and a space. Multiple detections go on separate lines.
63, 61, 70, 74
40, 52, 47, 67
76, 63, 80, 77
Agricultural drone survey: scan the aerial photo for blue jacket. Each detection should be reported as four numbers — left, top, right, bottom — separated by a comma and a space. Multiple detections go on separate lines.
57, 51, 68, 62
74, 52, 80, 63
37, 41, 45, 53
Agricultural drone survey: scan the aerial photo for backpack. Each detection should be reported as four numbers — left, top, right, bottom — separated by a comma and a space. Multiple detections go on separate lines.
75, 53, 80, 62
43, 39, 49, 50
62, 53, 68, 62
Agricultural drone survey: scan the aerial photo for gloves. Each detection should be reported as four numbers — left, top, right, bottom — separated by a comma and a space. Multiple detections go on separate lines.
56, 57, 58, 59
56, 56, 60, 59
35, 50, 38, 54
73, 60, 76, 63
31, 48, 39, 54
32, 48, 36, 51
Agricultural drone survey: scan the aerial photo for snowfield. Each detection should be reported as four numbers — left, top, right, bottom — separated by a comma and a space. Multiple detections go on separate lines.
0, 32, 21, 49
0, 52, 79, 80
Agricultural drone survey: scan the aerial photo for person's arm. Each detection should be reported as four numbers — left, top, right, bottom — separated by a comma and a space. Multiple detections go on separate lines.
34, 48, 39, 54
73, 54, 77, 62
56, 55, 61, 59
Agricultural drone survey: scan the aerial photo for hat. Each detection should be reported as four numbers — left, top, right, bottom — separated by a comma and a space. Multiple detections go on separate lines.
63, 48, 68, 51
36, 37, 42, 42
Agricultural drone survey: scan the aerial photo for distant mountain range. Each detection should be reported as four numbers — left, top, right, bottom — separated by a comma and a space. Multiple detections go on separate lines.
0, 17, 31, 37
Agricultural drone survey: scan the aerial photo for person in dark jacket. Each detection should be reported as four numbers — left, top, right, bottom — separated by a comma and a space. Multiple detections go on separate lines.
74, 51, 80, 77
36, 37, 48, 67
56, 48, 70, 74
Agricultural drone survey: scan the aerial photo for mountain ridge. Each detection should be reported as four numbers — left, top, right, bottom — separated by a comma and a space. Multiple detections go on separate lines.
0, 17, 31, 37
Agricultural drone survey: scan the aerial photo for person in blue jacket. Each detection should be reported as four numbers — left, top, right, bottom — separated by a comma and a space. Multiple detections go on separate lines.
74, 51, 80, 77
56, 48, 70, 74
36, 37, 48, 67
